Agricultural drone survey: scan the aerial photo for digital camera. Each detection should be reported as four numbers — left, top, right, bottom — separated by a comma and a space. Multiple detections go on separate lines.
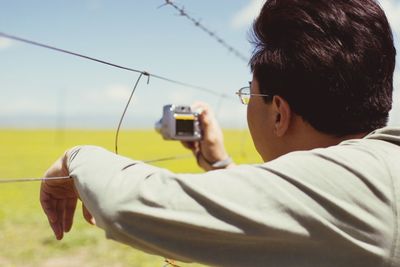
155, 104, 202, 141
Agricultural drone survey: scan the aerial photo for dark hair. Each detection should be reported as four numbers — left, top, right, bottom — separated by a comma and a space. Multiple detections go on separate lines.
250, 0, 396, 136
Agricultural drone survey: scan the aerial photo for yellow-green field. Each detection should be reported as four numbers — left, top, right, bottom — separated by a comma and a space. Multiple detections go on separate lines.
0, 129, 260, 267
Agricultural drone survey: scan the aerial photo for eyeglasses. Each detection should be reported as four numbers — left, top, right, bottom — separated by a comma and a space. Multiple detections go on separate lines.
235, 84, 271, 105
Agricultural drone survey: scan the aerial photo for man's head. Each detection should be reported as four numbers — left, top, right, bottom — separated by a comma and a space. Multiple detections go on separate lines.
248, 0, 396, 160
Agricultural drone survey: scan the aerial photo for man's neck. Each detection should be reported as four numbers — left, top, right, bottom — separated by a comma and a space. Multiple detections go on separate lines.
295, 130, 367, 150
270, 123, 368, 161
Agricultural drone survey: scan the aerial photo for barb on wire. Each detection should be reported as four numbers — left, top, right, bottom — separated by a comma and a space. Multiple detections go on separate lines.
160, 1, 248, 63
0, 31, 240, 184
0, 32, 232, 99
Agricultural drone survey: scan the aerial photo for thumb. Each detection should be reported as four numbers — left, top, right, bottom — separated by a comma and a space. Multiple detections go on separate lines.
192, 102, 216, 138
82, 204, 96, 225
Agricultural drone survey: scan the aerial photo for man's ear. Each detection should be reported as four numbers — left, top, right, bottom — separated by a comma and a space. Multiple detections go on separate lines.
272, 95, 291, 137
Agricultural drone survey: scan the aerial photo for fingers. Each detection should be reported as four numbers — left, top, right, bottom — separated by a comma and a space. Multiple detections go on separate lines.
82, 205, 96, 225
192, 102, 221, 141
54, 199, 66, 240
192, 102, 214, 132
41, 186, 78, 239
64, 198, 77, 232
191, 101, 211, 114
181, 141, 195, 150
40, 186, 64, 240
40, 162, 77, 239
40, 150, 81, 240
181, 141, 200, 155
40, 184, 58, 224
190, 102, 232, 170
41, 183, 62, 239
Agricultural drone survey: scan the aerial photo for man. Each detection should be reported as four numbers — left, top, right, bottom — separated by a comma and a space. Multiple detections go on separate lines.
41, 0, 399, 266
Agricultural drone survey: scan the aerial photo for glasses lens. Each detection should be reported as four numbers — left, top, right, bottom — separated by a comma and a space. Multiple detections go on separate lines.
239, 87, 250, 105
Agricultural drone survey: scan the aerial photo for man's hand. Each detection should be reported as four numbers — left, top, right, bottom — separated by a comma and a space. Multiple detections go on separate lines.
40, 150, 94, 240
182, 102, 234, 171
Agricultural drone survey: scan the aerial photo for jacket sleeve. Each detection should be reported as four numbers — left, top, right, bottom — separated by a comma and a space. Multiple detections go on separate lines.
67, 145, 395, 267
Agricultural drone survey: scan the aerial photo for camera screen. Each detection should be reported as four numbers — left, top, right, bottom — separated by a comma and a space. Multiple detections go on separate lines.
176, 119, 194, 136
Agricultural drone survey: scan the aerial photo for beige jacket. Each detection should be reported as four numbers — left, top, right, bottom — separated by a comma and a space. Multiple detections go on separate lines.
68, 127, 400, 267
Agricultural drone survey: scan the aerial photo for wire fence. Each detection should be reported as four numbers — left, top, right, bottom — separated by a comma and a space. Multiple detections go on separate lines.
160, 0, 249, 63
0, 31, 248, 183
0, 32, 232, 98
0, 2, 251, 183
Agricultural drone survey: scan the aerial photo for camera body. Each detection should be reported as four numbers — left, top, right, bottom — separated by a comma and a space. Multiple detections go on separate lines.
155, 104, 202, 141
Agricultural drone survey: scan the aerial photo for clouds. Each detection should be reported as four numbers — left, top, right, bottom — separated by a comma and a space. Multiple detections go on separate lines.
231, 0, 400, 33
0, 83, 144, 128
103, 84, 132, 102
231, 0, 265, 29
0, 37, 13, 50
380, 0, 400, 35
379, 0, 400, 125
68, 84, 138, 115
0, 84, 134, 115
389, 70, 400, 125
0, 97, 54, 115
1, 1, 399, 129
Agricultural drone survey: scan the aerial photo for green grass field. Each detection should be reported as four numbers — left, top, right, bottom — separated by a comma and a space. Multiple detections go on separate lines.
0, 129, 260, 267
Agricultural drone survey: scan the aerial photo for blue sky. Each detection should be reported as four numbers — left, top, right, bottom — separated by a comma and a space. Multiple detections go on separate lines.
0, 0, 399, 129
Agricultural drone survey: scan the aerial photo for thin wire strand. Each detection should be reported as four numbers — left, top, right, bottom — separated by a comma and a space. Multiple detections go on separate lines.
161, 1, 248, 63
0, 32, 145, 74
163, 258, 181, 267
0, 176, 71, 184
0, 32, 232, 99
143, 154, 192, 163
115, 73, 144, 154
150, 73, 223, 97
0, 154, 195, 184
0, 28, 243, 183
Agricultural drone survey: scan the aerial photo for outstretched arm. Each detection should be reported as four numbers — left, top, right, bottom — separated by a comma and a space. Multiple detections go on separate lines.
39, 144, 390, 266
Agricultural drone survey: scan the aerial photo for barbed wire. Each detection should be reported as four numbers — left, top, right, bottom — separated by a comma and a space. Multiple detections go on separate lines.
0, 154, 197, 183
0, 32, 234, 99
0, 29, 247, 184
0, 176, 71, 184
0, 32, 239, 158
159, 0, 249, 63
0, 9, 248, 267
